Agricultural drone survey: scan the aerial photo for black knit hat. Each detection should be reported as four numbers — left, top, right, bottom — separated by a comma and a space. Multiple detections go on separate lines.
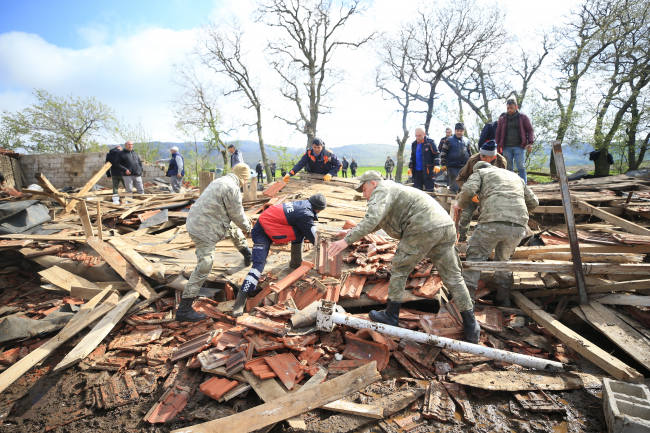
308, 193, 327, 211
312, 137, 324, 146
455, 122, 465, 130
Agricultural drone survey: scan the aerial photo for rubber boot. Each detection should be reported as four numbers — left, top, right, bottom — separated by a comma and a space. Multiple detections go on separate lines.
460, 309, 481, 344
232, 290, 251, 318
368, 300, 401, 326
239, 247, 252, 267
175, 297, 206, 322
289, 243, 303, 269
495, 286, 512, 307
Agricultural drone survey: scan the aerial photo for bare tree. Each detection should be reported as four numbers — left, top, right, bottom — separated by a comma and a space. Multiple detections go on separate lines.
624, 90, 650, 171
198, 20, 273, 182
374, 25, 421, 182
255, 0, 374, 148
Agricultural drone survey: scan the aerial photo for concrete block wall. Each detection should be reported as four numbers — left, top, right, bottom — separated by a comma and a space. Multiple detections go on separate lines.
20, 152, 166, 189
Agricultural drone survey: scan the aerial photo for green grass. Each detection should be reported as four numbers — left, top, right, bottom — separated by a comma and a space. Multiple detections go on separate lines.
353, 165, 409, 178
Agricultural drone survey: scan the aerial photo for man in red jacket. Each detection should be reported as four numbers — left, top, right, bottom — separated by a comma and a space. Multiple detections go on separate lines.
495, 99, 535, 184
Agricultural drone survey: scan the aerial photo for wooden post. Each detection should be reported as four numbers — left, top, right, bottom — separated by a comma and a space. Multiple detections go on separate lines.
249, 177, 258, 201
96, 201, 103, 241
76, 201, 95, 238
199, 171, 215, 194
552, 141, 588, 305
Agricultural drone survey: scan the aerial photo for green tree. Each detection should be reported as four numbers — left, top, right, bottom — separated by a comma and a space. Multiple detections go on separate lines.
268, 144, 302, 175
1, 89, 117, 154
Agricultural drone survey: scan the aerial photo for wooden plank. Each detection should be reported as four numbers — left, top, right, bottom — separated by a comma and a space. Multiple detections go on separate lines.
322, 400, 384, 419
108, 237, 155, 277
96, 202, 103, 241
2, 234, 88, 242
593, 294, 650, 307
87, 238, 157, 299
71, 286, 118, 300
580, 302, 650, 372
532, 206, 623, 215
462, 261, 650, 275
64, 161, 112, 213
53, 290, 140, 371
512, 244, 650, 260
0, 289, 119, 395
34, 173, 67, 206
528, 252, 644, 263
450, 370, 604, 391
286, 369, 328, 429
511, 291, 643, 383
521, 279, 650, 298
174, 362, 382, 433
38, 266, 99, 292
576, 200, 650, 237
75, 201, 95, 238
199, 171, 215, 194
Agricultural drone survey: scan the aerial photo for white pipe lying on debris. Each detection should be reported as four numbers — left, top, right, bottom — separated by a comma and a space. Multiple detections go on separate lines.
316, 301, 564, 371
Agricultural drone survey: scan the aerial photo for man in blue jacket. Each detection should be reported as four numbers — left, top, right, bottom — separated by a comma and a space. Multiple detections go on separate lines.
408, 127, 441, 192
283, 138, 342, 183
478, 113, 506, 146
440, 123, 471, 192
233, 193, 327, 317
156, 146, 185, 193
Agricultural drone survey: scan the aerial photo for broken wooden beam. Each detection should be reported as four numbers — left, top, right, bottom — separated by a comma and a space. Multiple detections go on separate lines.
450, 370, 604, 391
523, 279, 650, 298
64, 161, 112, 213
108, 237, 155, 277
461, 262, 650, 275
76, 201, 95, 238
575, 200, 650, 237
528, 252, 644, 263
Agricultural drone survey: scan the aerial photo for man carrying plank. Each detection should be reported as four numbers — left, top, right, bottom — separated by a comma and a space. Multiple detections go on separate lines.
182, 163, 253, 322
327, 171, 480, 343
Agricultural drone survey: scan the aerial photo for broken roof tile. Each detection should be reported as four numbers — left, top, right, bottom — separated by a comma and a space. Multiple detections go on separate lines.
236, 314, 288, 336
413, 275, 444, 299
340, 274, 367, 299
316, 236, 343, 278
170, 332, 214, 362
475, 307, 504, 333
292, 287, 325, 310
262, 181, 287, 197
265, 353, 304, 390
326, 359, 372, 375
342, 333, 389, 371
366, 280, 390, 303
422, 381, 455, 421
199, 377, 238, 400
109, 328, 164, 351
269, 261, 315, 293
145, 384, 190, 424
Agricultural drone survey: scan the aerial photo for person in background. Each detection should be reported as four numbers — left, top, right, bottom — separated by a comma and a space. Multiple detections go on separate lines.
495, 98, 535, 183
439, 127, 452, 151
384, 156, 395, 180
280, 167, 287, 177
341, 157, 349, 178
350, 158, 358, 177
155, 146, 185, 193
116, 141, 145, 194
439, 123, 471, 192
478, 113, 506, 146
269, 159, 277, 181
228, 144, 244, 168
408, 126, 441, 192
283, 138, 342, 183
105, 145, 124, 202
255, 160, 264, 184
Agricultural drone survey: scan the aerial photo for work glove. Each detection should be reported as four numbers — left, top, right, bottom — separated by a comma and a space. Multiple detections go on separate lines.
283, 174, 291, 183
471, 195, 479, 204
440, 166, 447, 172
433, 166, 441, 174
407, 169, 412, 176
323, 174, 332, 181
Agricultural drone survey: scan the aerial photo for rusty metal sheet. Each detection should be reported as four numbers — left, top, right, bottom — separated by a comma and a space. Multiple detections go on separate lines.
342, 333, 389, 371
422, 381, 455, 421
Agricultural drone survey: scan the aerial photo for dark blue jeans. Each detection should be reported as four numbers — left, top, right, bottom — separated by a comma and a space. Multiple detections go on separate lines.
412, 170, 434, 192
242, 223, 272, 292
447, 167, 462, 192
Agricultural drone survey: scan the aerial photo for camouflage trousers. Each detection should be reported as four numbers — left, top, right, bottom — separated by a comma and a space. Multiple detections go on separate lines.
463, 222, 527, 301
184, 223, 248, 299
388, 224, 473, 312
457, 200, 478, 236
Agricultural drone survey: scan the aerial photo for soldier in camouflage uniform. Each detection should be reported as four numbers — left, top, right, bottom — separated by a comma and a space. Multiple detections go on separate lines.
328, 171, 480, 344
454, 161, 538, 307
180, 163, 253, 322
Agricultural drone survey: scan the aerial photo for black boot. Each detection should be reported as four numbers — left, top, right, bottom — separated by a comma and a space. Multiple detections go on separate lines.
289, 243, 303, 269
495, 286, 511, 307
368, 300, 401, 326
460, 309, 481, 344
239, 247, 252, 267
232, 289, 252, 318
176, 297, 206, 322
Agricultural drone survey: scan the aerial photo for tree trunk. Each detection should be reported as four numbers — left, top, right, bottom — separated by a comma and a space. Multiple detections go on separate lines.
256, 109, 272, 183
627, 101, 640, 171
423, 83, 435, 135
594, 149, 611, 175
221, 150, 229, 173
395, 135, 408, 183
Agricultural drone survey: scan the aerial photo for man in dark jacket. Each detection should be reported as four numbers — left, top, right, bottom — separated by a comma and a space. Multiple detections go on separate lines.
255, 160, 264, 184
269, 160, 277, 181
233, 194, 327, 317
439, 127, 452, 150
155, 146, 185, 193
283, 138, 342, 183
341, 157, 349, 178
116, 141, 144, 194
228, 144, 244, 168
495, 99, 535, 183
105, 145, 124, 197
408, 127, 441, 192
384, 156, 395, 180
440, 123, 471, 192
350, 159, 358, 177
478, 113, 505, 146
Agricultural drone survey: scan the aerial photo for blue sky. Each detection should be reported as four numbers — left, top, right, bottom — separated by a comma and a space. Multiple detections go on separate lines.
0, 0, 216, 48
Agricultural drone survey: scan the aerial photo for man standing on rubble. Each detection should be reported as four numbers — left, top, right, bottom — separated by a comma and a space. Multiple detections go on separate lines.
228, 144, 244, 169
453, 161, 538, 307
116, 141, 145, 194
440, 123, 471, 193
327, 171, 480, 344
495, 98, 535, 183
255, 160, 264, 184
283, 138, 342, 183
408, 127, 441, 192
341, 157, 349, 178
350, 158, 358, 177
384, 156, 395, 180
181, 163, 253, 322
105, 145, 124, 201
155, 146, 184, 193
233, 193, 328, 317
454, 140, 507, 242
269, 159, 277, 181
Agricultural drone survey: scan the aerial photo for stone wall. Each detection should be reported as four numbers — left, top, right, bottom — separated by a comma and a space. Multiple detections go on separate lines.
20, 152, 167, 189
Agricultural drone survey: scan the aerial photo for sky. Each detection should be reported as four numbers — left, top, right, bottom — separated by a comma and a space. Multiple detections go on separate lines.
0, 0, 581, 151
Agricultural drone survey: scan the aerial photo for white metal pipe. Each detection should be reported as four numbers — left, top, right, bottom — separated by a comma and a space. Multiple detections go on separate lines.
325, 310, 564, 371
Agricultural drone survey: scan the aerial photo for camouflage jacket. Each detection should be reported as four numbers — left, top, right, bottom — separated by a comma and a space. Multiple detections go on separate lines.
457, 164, 539, 227
345, 180, 453, 244
187, 173, 250, 244
455, 153, 507, 190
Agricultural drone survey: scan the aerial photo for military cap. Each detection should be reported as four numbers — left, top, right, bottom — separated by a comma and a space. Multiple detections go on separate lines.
354, 170, 383, 192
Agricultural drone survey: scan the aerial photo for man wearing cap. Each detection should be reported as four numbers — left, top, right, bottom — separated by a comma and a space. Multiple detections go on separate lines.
454, 140, 507, 242
155, 147, 185, 193
182, 163, 253, 322
233, 193, 327, 317
328, 171, 480, 343
384, 156, 395, 180
228, 144, 244, 169
440, 123, 471, 193
341, 157, 349, 178
283, 138, 342, 183
453, 161, 538, 306
350, 158, 358, 177
408, 127, 441, 192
